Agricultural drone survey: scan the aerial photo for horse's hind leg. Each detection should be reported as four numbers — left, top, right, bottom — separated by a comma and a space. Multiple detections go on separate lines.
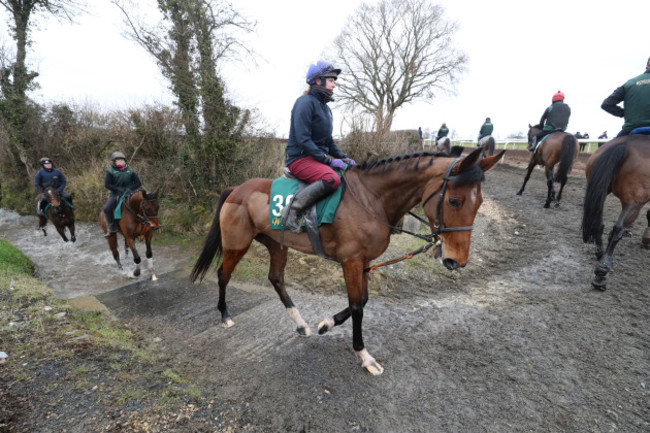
255, 234, 311, 336
544, 167, 556, 208
107, 235, 123, 270
555, 179, 567, 207
592, 203, 641, 290
69, 222, 76, 243
215, 248, 250, 328
639, 205, 650, 244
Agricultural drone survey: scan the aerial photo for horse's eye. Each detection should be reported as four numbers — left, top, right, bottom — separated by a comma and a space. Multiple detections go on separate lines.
448, 197, 461, 208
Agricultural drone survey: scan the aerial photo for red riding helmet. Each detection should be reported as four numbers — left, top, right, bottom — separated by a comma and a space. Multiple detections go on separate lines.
552, 91, 565, 102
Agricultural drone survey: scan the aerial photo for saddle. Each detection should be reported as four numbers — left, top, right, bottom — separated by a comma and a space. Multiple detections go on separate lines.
630, 126, 650, 136
271, 168, 344, 260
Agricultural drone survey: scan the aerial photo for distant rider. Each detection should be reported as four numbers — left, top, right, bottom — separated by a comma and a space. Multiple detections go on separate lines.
281, 60, 356, 233
529, 91, 571, 150
436, 122, 449, 143
34, 157, 72, 215
478, 117, 494, 144
601, 57, 650, 137
103, 151, 142, 237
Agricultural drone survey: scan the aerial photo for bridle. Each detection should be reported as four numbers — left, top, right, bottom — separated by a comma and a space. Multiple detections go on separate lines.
123, 190, 159, 227
344, 157, 475, 273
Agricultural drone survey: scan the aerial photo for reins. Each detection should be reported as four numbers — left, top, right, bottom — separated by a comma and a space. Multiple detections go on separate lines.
342, 157, 474, 274
123, 190, 158, 227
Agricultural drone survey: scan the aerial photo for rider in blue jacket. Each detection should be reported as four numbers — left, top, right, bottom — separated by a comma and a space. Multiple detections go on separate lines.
281, 61, 355, 232
34, 157, 72, 215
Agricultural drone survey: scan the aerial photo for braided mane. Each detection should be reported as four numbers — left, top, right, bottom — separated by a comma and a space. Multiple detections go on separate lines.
357, 151, 447, 175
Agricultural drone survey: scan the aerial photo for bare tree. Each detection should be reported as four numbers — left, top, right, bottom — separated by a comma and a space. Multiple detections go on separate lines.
0, 0, 83, 186
332, 0, 466, 138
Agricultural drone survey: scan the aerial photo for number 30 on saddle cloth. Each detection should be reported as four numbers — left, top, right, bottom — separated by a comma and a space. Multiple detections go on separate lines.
269, 174, 344, 230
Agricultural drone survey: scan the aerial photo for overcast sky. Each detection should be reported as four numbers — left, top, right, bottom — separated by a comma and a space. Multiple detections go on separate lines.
3, 0, 647, 140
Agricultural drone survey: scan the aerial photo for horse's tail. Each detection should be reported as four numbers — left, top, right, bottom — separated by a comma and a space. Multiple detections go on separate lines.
190, 187, 234, 283
582, 143, 629, 244
554, 134, 577, 184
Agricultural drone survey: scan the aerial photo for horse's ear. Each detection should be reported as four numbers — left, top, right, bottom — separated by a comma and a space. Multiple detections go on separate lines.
528, 123, 532, 128
457, 147, 482, 172
480, 150, 506, 172
153, 187, 159, 196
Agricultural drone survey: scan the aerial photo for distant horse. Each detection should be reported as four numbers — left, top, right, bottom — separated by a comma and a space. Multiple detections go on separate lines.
99, 189, 160, 280
434, 136, 451, 154
581, 135, 650, 290
478, 136, 496, 158
37, 183, 76, 242
517, 124, 579, 208
190, 147, 505, 375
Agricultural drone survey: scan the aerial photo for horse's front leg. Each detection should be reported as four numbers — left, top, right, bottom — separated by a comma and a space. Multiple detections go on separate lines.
592, 204, 640, 290
69, 221, 76, 243
256, 234, 310, 336
107, 235, 122, 270
544, 167, 556, 208
124, 236, 142, 277
516, 157, 536, 196
144, 231, 157, 281
54, 223, 69, 242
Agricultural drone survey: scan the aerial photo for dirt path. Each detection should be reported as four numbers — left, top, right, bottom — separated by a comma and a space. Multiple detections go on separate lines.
98, 151, 649, 432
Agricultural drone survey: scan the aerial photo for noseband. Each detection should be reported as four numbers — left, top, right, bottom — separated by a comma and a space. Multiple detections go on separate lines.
123, 191, 158, 227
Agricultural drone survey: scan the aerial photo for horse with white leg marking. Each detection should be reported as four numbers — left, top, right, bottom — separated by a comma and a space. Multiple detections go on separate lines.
190, 147, 504, 375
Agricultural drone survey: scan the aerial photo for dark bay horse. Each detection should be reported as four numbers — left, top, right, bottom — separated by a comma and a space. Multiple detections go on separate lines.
99, 189, 160, 279
38, 183, 76, 242
517, 124, 578, 208
581, 135, 650, 290
478, 136, 496, 158
190, 147, 505, 375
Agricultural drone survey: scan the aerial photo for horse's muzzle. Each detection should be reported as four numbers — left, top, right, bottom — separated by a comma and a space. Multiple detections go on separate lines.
442, 258, 459, 270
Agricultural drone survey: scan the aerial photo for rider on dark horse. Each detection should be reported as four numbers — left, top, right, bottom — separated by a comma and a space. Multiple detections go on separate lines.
34, 157, 72, 215
601, 56, 650, 137
281, 60, 356, 233
529, 91, 571, 151
103, 151, 142, 237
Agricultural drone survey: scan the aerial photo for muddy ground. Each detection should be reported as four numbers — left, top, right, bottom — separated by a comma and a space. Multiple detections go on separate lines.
3, 150, 650, 432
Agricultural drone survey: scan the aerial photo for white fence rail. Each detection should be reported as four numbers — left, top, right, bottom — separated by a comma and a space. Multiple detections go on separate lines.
423, 138, 609, 153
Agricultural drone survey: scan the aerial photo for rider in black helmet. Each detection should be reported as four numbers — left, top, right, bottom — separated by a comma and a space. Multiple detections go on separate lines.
103, 151, 142, 237
34, 157, 72, 216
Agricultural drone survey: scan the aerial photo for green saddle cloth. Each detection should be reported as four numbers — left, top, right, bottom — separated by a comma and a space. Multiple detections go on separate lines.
269, 174, 344, 230
113, 193, 126, 220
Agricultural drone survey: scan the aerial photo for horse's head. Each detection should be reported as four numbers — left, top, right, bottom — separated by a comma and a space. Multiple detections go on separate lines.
140, 188, 160, 230
528, 124, 542, 145
42, 183, 61, 208
421, 147, 504, 269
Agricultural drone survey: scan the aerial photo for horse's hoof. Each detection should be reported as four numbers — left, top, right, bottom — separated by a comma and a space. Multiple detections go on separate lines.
591, 278, 607, 291
544, 203, 551, 208
71, 236, 76, 243
221, 317, 235, 328
364, 360, 384, 376
133, 269, 141, 277
151, 274, 158, 281
318, 318, 334, 335
516, 191, 523, 196
296, 326, 311, 337
554, 202, 561, 208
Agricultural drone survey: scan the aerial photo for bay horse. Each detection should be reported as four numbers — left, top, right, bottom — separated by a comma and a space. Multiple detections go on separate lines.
517, 124, 578, 208
190, 147, 505, 375
581, 134, 650, 290
99, 189, 160, 280
38, 183, 76, 242
478, 136, 496, 158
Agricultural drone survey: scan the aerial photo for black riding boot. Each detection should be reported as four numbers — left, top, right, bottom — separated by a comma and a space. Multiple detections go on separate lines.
104, 210, 117, 237
281, 180, 336, 233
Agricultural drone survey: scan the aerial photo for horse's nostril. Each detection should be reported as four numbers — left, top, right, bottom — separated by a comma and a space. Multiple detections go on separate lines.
442, 258, 458, 270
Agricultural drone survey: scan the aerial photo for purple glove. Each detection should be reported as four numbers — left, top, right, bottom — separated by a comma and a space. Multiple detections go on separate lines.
330, 158, 345, 169
343, 157, 356, 166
